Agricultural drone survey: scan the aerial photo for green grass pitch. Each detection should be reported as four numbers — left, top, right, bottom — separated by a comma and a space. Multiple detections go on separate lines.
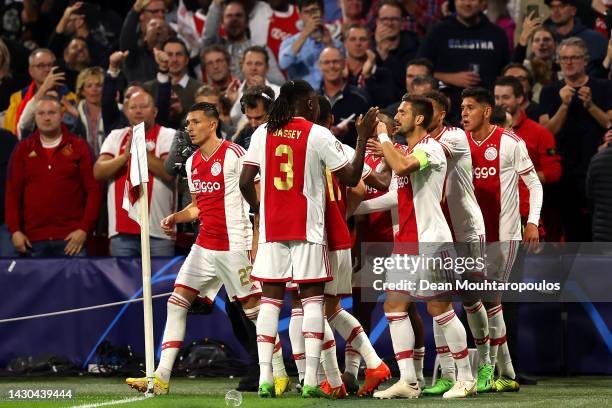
0, 376, 611, 407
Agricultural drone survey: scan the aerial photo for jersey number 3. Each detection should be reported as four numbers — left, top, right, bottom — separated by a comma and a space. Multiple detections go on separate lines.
274, 144, 294, 190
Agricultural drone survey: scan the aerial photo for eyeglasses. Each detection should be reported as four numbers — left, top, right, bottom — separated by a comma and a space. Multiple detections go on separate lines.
31, 62, 55, 69
559, 55, 584, 63
302, 7, 321, 15
377, 16, 402, 24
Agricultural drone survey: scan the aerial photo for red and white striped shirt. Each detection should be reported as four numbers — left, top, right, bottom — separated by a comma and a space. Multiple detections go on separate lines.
186, 140, 252, 251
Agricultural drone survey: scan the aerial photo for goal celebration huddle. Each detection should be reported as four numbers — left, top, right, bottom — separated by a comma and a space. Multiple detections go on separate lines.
126, 78, 542, 400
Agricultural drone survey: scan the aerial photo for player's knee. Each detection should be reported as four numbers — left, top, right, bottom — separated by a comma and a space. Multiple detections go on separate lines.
427, 301, 452, 317
171, 287, 197, 306
383, 300, 408, 313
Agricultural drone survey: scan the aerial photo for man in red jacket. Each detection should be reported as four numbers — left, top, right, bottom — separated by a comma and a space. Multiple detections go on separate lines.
5, 96, 101, 257
494, 76, 562, 239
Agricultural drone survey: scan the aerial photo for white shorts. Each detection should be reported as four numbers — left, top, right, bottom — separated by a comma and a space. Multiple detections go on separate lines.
324, 249, 353, 296
252, 241, 333, 284
484, 241, 519, 283
175, 244, 261, 301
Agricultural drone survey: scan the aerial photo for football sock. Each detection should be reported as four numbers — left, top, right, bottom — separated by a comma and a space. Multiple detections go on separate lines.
434, 309, 472, 381
385, 312, 416, 383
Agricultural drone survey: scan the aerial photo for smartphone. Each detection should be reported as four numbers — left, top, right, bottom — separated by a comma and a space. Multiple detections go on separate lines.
526, 4, 539, 19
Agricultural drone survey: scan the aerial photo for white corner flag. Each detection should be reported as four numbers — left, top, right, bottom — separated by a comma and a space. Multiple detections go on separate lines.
121, 122, 156, 396
122, 122, 149, 224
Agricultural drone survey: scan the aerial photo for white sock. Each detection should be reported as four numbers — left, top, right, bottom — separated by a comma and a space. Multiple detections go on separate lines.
344, 344, 361, 378
301, 295, 325, 387
433, 320, 456, 381
329, 308, 382, 369
464, 301, 491, 366
385, 312, 416, 383
289, 308, 305, 383
272, 336, 287, 378
488, 305, 515, 379
156, 293, 190, 383
256, 297, 282, 385
487, 304, 504, 371
321, 320, 343, 388
413, 347, 425, 385
434, 309, 472, 382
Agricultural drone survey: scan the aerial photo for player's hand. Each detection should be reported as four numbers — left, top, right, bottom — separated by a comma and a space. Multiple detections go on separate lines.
160, 214, 177, 237
577, 86, 592, 109
356, 107, 380, 141
522, 223, 539, 253
64, 229, 87, 256
559, 85, 575, 106
11, 231, 31, 254
366, 138, 384, 157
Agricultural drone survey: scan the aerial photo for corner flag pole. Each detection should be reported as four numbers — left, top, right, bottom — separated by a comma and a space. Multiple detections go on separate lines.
139, 181, 155, 396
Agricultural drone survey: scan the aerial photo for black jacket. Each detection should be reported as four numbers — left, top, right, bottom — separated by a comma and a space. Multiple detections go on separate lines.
586, 146, 612, 242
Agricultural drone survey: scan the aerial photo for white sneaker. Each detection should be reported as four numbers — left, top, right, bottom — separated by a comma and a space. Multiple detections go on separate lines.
373, 380, 421, 399
442, 380, 476, 399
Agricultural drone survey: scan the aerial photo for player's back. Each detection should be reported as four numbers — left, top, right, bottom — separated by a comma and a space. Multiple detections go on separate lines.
245, 117, 349, 244
434, 126, 486, 242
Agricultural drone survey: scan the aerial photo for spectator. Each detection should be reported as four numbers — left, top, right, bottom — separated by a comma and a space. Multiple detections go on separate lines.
228, 46, 281, 126
59, 37, 92, 92
335, 0, 367, 29
0, 38, 29, 114
502, 63, 542, 120
603, 35, 612, 78
202, 0, 284, 85
419, 0, 510, 123
3, 49, 76, 135
94, 91, 176, 256
539, 37, 612, 241
73, 67, 105, 155
586, 129, 612, 241
48, 1, 111, 69
343, 24, 396, 108
144, 38, 204, 129
494, 75, 562, 238
5, 96, 101, 257
486, 0, 516, 50
0, 128, 18, 257
405, 58, 434, 95
545, 0, 608, 76
266, 0, 301, 64
318, 46, 369, 146
278, 0, 344, 88
373, 0, 420, 101
233, 84, 276, 149
200, 45, 240, 94
120, 0, 170, 83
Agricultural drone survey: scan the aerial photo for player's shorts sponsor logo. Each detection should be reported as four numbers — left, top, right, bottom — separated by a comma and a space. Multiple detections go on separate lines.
211, 161, 222, 176
193, 180, 222, 192
473, 166, 497, 179
484, 146, 497, 161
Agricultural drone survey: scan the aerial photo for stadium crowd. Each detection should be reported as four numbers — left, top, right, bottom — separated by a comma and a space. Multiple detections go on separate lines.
0, 0, 611, 399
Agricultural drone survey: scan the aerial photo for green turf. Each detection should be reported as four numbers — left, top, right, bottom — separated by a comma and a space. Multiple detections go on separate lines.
0, 376, 610, 407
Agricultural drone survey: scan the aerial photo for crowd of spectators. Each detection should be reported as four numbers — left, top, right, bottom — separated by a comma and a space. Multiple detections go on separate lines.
0, 0, 610, 257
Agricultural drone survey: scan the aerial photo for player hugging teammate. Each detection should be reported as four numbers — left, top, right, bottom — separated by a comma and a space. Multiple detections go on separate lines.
126, 84, 542, 400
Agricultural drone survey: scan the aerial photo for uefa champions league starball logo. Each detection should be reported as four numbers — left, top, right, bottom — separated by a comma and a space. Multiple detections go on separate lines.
485, 146, 498, 161
211, 161, 222, 176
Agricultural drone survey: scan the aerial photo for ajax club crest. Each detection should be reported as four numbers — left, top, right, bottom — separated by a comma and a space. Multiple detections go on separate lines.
485, 146, 498, 161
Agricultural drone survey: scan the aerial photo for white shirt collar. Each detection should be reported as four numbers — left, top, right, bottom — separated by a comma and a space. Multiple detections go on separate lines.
176, 73, 190, 88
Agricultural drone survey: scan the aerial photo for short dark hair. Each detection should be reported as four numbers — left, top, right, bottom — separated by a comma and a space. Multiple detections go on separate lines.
376, 0, 406, 17
412, 75, 438, 91
401, 94, 433, 129
490, 106, 509, 127
201, 44, 231, 64
241, 85, 275, 113
36, 94, 62, 107
242, 45, 269, 66
461, 87, 494, 107
407, 58, 434, 75
494, 76, 524, 98
162, 37, 189, 56
316, 95, 332, 126
188, 102, 220, 121
501, 62, 534, 87
424, 90, 450, 113
298, 0, 324, 12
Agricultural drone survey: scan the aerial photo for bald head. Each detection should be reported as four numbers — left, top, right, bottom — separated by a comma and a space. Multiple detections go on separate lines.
319, 47, 345, 83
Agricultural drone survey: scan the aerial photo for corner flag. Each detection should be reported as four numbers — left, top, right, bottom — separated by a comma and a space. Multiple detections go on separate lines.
122, 122, 149, 224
